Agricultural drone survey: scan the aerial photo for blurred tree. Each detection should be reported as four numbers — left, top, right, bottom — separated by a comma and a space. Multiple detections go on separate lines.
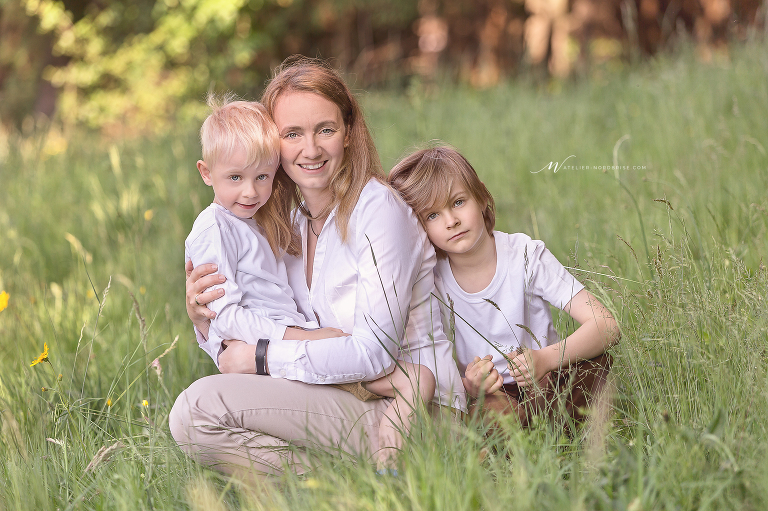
2, 0, 764, 133
0, 0, 60, 129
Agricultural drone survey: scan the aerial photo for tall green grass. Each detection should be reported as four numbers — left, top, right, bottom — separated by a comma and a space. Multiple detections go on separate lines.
0, 40, 766, 509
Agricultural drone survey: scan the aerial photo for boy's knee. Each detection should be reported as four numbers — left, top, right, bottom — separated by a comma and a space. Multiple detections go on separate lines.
416, 365, 436, 401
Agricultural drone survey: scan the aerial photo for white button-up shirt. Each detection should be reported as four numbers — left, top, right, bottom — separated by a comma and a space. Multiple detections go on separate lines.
186, 203, 317, 367
269, 180, 466, 411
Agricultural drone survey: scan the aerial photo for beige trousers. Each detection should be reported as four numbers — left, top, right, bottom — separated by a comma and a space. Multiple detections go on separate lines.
169, 374, 394, 478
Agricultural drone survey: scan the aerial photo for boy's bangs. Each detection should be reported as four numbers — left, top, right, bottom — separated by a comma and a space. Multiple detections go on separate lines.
215, 133, 278, 170
417, 170, 454, 216
201, 98, 279, 170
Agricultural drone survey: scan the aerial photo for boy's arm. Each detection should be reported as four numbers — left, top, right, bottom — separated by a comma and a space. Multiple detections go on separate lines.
187, 222, 301, 370
184, 260, 344, 343
508, 289, 620, 387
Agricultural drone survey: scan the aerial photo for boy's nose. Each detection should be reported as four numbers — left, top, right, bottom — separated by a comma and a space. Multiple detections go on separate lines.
445, 213, 459, 227
244, 182, 258, 197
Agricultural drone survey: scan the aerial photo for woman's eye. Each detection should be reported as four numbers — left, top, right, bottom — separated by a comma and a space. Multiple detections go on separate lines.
320, 128, 336, 135
230, 175, 241, 182
454, 199, 465, 207
426, 212, 438, 221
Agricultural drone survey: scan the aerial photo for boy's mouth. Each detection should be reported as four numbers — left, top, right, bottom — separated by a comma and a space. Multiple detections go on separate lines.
298, 161, 327, 171
449, 230, 469, 241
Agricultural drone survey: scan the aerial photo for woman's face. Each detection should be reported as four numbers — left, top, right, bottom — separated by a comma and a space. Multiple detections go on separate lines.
272, 91, 347, 200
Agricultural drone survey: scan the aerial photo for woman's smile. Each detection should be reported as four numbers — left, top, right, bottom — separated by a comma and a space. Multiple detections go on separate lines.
273, 91, 347, 209
298, 161, 327, 171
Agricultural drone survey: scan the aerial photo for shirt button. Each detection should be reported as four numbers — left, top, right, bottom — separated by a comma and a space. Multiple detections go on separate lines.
280, 369, 286, 377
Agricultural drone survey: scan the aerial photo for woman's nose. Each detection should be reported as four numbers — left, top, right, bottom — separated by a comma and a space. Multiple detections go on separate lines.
302, 136, 322, 159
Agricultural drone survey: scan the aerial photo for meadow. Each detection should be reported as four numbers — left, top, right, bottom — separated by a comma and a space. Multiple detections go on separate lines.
0, 40, 767, 510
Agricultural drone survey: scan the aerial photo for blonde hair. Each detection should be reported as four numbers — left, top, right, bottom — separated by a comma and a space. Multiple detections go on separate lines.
389, 145, 496, 258
199, 94, 296, 256
261, 56, 384, 248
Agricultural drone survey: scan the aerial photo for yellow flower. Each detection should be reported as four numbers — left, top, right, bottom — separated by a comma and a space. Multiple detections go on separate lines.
144, 209, 154, 221
30, 343, 49, 367
142, 400, 149, 408
42, 387, 48, 392
0, 291, 9, 312
303, 478, 320, 489
107, 398, 113, 407
139, 286, 146, 295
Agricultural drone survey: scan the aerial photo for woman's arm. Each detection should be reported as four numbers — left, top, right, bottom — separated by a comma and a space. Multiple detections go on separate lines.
507, 289, 620, 387
267, 188, 428, 383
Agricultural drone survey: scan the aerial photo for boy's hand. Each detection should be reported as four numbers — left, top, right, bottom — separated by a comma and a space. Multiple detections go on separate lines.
185, 260, 226, 324
507, 349, 552, 388
283, 327, 349, 341
462, 355, 504, 398
218, 340, 257, 374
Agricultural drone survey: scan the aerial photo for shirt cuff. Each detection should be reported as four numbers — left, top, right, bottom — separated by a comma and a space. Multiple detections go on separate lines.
193, 325, 208, 345
270, 323, 288, 343
267, 339, 304, 380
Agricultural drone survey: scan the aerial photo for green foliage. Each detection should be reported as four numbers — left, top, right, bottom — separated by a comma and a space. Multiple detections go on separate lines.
0, 41, 767, 509
16, 0, 421, 134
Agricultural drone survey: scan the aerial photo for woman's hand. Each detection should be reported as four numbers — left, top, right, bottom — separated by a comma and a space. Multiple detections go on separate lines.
462, 355, 504, 398
185, 260, 226, 331
218, 340, 257, 374
507, 349, 553, 388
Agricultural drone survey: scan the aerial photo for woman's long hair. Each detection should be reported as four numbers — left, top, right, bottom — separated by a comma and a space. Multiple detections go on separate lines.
261, 56, 384, 252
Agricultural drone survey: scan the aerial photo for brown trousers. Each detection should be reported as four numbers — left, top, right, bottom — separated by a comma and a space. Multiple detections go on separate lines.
471, 353, 612, 430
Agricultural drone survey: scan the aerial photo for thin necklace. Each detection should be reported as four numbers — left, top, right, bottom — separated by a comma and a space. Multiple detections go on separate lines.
309, 218, 320, 237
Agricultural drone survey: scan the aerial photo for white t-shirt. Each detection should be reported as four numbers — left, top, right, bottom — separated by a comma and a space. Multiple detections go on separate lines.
185, 203, 316, 367
268, 179, 467, 411
434, 232, 584, 385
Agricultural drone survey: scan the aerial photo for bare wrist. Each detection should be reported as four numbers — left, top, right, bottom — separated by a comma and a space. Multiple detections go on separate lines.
544, 345, 564, 372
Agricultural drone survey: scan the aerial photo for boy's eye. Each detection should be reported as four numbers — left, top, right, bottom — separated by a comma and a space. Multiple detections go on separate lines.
425, 212, 438, 221
229, 175, 241, 182
257, 174, 269, 181
284, 132, 299, 139
453, 199, 465, 207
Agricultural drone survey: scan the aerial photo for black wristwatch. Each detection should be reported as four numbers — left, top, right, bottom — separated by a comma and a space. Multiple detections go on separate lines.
255, 338, 270, 375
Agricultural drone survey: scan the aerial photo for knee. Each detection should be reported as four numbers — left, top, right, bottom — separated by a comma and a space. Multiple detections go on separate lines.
168, 378, 219, 447
169, 388, 194, 446
415, 365, 436, 403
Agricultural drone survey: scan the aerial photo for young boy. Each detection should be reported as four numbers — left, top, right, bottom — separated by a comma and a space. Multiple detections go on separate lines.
389, 146, 619, 428
186, 96, 435, 470
185, 96, 347, 366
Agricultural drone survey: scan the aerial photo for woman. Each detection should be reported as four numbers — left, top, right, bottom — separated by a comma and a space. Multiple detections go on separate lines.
170, 58, 466, 479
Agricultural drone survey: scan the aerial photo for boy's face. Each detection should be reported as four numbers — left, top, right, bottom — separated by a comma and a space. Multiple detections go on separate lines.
197, 145, 277, 219
420, 183, 490, 257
